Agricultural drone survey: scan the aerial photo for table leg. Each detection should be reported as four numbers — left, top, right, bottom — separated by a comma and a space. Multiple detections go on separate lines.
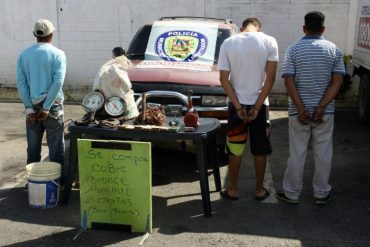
209, 135, 221, 191
60, 131, 79, 205
195, 139, 212, 217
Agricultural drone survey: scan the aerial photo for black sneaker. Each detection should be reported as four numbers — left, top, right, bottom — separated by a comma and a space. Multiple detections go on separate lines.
276, 192, 299, 204
314, 195, 331, 205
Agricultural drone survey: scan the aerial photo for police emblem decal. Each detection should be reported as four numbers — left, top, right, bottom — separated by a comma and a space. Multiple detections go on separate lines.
155, 30, 208, 62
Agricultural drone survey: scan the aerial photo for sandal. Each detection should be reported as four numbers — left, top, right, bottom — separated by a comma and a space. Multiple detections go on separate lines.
255, 187, 270, 201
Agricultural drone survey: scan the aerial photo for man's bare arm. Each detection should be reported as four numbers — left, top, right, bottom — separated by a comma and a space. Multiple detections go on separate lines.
219, 70, 247, 119
319, 74, 343, 107
314, 74, 343, 122
284, 76, 304, 113
284, 76, 310, 124
247, 61, 277, 120
254, 61, 277, 110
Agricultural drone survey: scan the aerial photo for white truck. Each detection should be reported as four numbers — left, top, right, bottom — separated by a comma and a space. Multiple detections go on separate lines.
350, 0, 370, 122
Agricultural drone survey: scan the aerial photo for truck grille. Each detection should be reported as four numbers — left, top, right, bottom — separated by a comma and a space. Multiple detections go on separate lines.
139, 95, 201, 106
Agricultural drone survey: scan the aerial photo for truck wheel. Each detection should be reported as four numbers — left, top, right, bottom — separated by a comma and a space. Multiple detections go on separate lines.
358, 74, 370, 123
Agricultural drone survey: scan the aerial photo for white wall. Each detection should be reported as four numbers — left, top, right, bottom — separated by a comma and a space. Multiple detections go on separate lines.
0, 0, 58, 86
0, 0, 351, 93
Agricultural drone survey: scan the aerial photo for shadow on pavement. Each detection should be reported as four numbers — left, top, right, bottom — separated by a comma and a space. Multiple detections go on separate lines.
2, 228, 140, 247
0, 109, 369, 246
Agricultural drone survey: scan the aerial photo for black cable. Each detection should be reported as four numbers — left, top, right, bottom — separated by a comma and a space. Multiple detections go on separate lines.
64, 92, 94, 113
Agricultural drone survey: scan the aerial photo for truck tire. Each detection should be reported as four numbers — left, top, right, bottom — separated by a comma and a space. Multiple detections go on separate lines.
358, 73, 370, 123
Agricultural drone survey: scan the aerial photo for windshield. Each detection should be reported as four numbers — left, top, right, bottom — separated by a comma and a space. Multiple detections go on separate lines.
126, 24, 233, 63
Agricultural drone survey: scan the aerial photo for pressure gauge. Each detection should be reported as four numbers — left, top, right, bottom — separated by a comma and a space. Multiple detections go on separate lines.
81, 92, 105, 112
104, 97, 126, 117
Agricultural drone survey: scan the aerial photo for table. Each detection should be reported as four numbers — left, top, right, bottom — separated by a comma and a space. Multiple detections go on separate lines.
61, 118, 221, 217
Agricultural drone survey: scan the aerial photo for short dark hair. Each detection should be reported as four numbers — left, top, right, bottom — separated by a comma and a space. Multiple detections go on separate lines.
304, 11, 325, 33
35, 33, 52, 43
242, 18, 262, 29
112, 47, 125, 58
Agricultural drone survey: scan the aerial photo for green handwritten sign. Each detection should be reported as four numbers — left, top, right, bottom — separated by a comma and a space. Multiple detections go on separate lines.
77, 139, 152, 233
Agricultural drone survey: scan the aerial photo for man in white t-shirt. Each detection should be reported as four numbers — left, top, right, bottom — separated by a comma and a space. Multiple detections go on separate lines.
217, 18, 279, 201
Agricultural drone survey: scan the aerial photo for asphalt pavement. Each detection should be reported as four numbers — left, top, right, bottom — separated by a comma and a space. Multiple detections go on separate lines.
0, 102, 369, 247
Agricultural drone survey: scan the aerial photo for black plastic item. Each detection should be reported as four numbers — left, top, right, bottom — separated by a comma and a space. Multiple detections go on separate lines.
74, 112, 94, 126
91, 222, 132, 232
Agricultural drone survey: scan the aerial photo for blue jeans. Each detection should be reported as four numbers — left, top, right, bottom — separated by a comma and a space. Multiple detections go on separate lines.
26, 113, 65, 167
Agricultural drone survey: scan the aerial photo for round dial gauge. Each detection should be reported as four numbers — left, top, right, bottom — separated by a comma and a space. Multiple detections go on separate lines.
104, 97, 126, 117
81, 92, 105, 112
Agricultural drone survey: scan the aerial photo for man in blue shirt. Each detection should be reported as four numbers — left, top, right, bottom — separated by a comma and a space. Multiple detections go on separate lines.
277, 11, 345, 205
16, 19, 67, 168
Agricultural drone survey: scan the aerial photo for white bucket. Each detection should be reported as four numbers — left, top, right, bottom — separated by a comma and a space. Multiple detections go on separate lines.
26, 162, 61, 208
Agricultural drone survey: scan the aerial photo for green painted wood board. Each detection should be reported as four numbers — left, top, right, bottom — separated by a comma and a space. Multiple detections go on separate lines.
77, 139, 152, 233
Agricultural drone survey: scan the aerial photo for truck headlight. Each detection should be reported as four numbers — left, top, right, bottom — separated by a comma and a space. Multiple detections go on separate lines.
202, 95, 228, 106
